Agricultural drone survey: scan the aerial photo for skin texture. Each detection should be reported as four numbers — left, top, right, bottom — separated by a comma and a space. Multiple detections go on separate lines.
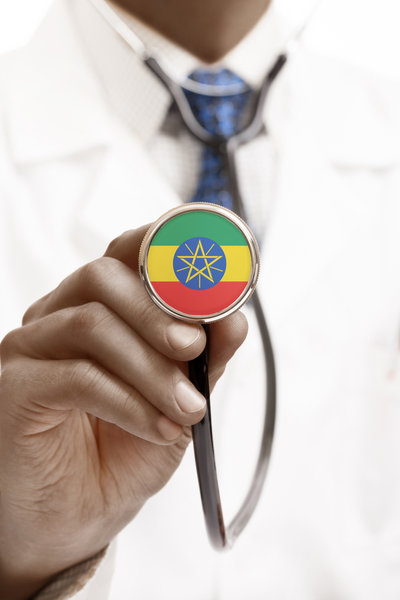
113, 0, 273, 62
0, 227, 248, 600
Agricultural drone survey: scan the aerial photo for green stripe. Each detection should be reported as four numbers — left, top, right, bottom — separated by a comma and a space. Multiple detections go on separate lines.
151, 211, 247, 246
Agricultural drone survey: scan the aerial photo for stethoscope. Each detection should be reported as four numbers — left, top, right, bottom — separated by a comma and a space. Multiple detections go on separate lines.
89, 0, 320, 551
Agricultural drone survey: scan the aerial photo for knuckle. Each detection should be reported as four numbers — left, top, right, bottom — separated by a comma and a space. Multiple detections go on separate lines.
117, 388, 143, 425
22, 303, 37, 326
104, 230, 134, 257
22, 292, 52, 325
0, 361, 18, 393
0, 359, 37, 421
67, 302, 114, 336
77, 259, 105, 291
0, 327, 22, 362
133, 291, 157, 328
63, 359, 105, 400
77, 257, 121, 294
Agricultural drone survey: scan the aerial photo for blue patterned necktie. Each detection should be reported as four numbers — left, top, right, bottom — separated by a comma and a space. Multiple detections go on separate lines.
183, 69, 253, 210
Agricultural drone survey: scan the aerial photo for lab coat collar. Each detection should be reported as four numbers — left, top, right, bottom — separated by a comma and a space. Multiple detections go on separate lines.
1, 0, 287, 162
71, 0, 288, 144
2, 0, 398, 169
283, 49, 400, 169
70, 0, 196, 145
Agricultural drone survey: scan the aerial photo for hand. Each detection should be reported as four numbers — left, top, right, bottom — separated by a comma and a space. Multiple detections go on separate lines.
0, 226, 248, 600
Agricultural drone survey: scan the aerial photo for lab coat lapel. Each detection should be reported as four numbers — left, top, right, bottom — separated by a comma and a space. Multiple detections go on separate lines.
258, 50, 399, 328
73, 122, 181, 257
2, 0, 182, 258
3, 0, 113, 165
259, 129, 359, 327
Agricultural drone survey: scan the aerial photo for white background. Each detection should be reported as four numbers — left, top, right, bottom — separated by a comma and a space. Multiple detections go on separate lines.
0, 0, 399, 78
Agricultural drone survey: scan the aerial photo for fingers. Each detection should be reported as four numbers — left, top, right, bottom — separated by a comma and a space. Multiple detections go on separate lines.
16, 226, 249, 427
23, 257, 206, 363
104, 229, 250, 391
24, 226, 147, 323
2, 306, 207, 433
104, 226, 150, 271
1, 355, 197, 444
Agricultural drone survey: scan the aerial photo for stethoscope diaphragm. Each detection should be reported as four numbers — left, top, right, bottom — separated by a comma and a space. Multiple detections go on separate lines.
139, 203, 260, 324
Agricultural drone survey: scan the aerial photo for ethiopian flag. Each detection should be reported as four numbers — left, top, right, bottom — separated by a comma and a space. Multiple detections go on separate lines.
146, 210, 252, 317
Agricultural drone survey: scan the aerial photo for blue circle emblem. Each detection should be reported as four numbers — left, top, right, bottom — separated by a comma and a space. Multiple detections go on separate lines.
173, 237, 226, 290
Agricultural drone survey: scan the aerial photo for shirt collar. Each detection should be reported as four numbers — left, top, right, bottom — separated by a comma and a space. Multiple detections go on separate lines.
71, 0, 287, 144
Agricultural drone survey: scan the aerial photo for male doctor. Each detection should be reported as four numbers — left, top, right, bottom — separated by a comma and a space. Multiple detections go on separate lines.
1, 0, 400, 599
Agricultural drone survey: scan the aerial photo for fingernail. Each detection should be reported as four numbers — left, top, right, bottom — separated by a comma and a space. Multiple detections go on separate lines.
167, 323, 200, 351
175, 381, 206, 413
157, 415, 182, 441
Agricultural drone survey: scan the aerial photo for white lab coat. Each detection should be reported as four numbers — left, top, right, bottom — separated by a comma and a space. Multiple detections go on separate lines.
1, 1, 400, 599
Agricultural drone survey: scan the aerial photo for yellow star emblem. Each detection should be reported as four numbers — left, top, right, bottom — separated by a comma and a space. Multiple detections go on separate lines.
176, 240, 224, 288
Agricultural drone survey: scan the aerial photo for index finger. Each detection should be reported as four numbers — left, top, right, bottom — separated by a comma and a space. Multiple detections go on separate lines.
104, 226, 150, 270
23, 227, 206, 362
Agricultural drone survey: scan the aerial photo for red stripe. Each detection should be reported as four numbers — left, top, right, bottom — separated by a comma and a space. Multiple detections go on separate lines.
152, 282, 247, 315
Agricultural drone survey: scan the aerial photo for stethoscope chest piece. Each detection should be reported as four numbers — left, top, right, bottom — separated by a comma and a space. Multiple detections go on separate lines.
139, 203, 260, 324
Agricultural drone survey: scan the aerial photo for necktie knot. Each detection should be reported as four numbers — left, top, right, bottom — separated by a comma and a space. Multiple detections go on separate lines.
184, 68, 252, 139
184, 68, 252, 209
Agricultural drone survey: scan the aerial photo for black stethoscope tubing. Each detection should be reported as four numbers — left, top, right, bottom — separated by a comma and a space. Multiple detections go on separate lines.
144, 52, 286, 550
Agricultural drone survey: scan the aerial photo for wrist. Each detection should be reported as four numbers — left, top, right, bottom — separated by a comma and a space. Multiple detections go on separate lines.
0, 513, 102, 600
0, 546, 109, 600
0, 497, 122, 600
0, 560, 51, 600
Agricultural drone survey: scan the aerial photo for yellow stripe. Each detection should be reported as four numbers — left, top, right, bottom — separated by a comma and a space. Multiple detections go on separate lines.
147, 246, 251, 282
221, 246, 251, 281
148, 246, 178, 281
